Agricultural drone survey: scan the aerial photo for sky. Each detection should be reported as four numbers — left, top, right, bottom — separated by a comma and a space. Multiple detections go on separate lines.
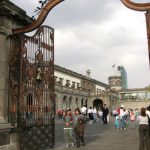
11, 0, 150, 88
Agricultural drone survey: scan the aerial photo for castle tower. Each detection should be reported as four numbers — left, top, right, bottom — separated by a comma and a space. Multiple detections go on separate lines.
108, 76, 122, 91
108, 65, 127, 91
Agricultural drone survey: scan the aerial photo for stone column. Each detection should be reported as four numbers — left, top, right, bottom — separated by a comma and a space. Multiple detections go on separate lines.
0, 0, 34, 149
0, 27, 10, 123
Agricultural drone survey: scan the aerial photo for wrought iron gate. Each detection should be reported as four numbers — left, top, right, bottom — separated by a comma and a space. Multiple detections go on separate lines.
9, 25, 55, 150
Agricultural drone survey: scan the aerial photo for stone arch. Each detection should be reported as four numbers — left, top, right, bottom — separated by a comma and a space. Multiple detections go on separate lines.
75, 97, 79, 108
81, 98, 84, 107
62, 95, 67, 110
68, 96, 72, 109
85, 99, 88, 107
93, 99, 103, 110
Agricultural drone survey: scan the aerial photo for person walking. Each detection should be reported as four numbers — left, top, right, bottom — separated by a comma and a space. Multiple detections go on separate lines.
114, 115, 120, 131
87, 107, 93, 124
146, 105, 150, 118
81, 105, 87, 123
63, 109, 74, 147
93, 107, 97, 123
120, 107, 126, 130
102, 104, 109, 125
73, 108, 86, 148
98, 109, 103, 124
130, 109, 136, 129
137, 107, 150, 150
57, 109, 63, 120
81, 105, 87, 115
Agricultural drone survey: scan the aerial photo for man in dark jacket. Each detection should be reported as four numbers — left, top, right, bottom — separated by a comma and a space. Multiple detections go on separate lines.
102, 104, 109, 125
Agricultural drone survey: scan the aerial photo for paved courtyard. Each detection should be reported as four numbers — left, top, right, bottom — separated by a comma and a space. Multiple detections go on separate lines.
53, 117, 139, 150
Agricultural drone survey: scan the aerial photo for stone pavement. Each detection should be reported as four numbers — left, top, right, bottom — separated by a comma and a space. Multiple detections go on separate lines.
52, 118, 139, 150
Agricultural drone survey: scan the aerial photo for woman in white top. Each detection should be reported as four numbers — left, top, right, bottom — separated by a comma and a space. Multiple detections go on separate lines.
98, 109, 103, 124
137, 107, 150, 150
87, 107, 93, 124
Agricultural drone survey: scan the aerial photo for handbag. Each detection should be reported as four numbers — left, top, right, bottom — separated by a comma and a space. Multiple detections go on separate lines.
77, 118, 85, 135
147, 115, 150, 136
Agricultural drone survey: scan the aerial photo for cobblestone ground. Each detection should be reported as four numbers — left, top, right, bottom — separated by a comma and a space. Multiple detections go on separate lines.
51, 117, 139, 150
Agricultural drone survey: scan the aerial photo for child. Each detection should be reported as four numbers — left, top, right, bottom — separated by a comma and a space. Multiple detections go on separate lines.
115, 116, 120, 131
64, 109, 74, 147
130, 109, 136, 129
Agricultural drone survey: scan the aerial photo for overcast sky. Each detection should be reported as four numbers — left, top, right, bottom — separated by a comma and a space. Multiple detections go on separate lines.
12, 0, 150, 88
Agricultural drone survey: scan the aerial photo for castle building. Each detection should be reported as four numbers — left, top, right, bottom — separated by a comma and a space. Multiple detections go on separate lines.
108, 65, 127, 91
108, 65, 150, 109
0, 1, 149, 149
54, 65, 112, 111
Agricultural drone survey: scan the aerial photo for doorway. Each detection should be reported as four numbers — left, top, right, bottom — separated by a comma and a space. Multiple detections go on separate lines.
93, 99, 103, 110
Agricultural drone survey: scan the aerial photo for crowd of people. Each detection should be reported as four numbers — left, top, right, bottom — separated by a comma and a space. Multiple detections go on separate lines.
57, 104, 110, 148
57, 104, 150, 149
62, 108, 86, 148
112, 105, 150, 150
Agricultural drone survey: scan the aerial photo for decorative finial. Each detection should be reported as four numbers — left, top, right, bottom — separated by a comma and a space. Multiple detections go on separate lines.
86, 69, 91, 78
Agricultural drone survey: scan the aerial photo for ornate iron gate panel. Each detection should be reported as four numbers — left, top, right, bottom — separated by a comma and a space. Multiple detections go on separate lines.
9, 25, 55, 150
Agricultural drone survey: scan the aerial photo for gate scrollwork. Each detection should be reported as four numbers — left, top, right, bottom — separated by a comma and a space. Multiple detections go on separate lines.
9, 26, 55, 150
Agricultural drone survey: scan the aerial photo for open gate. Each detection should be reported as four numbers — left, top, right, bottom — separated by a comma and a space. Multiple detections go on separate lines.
9, 25, 55, 150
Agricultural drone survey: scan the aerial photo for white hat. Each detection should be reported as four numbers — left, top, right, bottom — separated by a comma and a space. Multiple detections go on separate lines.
121, 105, 124, 108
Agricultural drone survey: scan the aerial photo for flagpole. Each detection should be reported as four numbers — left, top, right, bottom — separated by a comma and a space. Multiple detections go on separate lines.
112, 64, 116, 75
114, 66, 115, 76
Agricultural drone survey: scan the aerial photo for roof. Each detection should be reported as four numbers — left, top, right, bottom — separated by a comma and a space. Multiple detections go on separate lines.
54, 64, 109, 88
119, 88, 146, 93
0, 0, 33, 27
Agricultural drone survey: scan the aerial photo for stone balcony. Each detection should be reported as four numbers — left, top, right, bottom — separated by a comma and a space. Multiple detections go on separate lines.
54, 84, 89, 97
90, 91, 109, 97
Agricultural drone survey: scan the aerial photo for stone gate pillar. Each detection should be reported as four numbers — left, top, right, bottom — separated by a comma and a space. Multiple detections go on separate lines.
0, 32, 9, 123
0, 0, 32, 123
0, 0, 32, 148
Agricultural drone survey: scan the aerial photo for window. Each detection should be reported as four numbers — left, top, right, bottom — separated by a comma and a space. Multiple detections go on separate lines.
58, 78, 63, 85
65, 80, 70, 87
138, 92, 146, 100
147, 92, 150, 100
72, 81, 75, 88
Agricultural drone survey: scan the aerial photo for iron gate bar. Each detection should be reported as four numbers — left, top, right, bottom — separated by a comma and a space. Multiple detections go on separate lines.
9, 25, 55, 150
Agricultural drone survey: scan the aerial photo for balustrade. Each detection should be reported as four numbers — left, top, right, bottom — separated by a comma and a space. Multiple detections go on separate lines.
54, 84, 89, 96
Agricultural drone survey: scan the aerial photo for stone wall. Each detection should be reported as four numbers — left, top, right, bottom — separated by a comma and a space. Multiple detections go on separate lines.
0, 129, 19, 150
118, 100, 150, 110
